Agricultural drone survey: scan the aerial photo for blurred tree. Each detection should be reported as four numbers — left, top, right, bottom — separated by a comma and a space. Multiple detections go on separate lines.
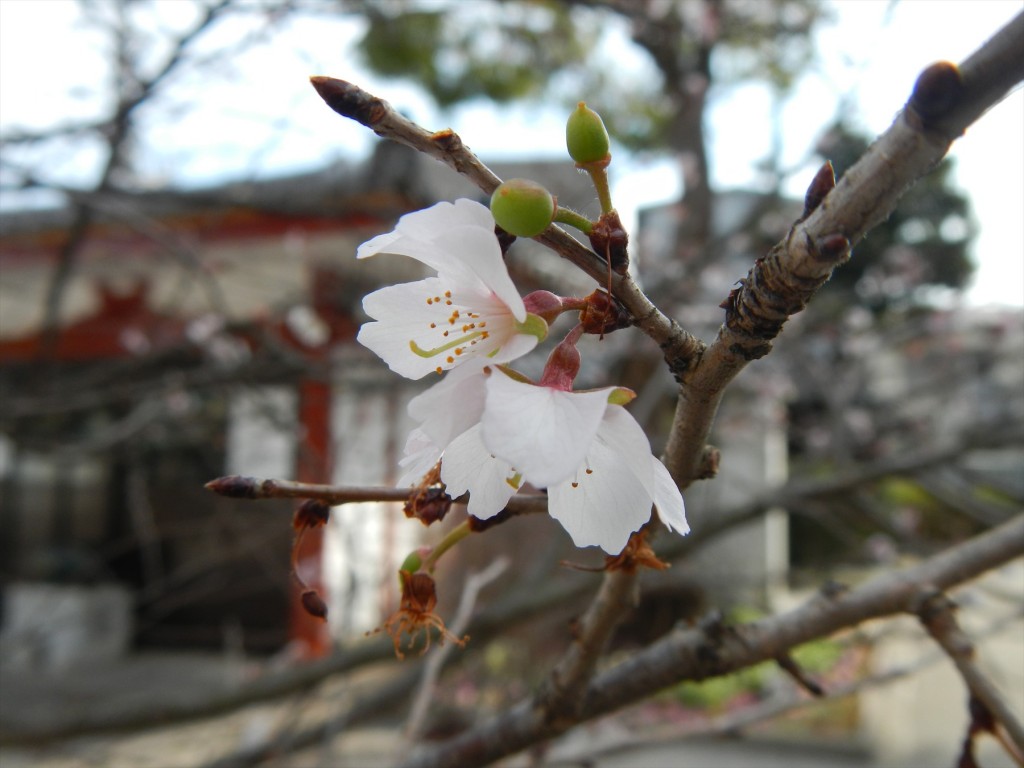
349, 0, 975, 314
350, 0, 825, 254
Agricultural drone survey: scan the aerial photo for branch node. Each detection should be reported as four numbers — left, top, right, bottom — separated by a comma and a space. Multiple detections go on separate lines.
813, 233, 851, 263
818, 579, 849, 600
695, 445, 720, 479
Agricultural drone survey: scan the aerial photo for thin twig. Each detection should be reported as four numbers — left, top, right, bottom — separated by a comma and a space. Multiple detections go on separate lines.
916, 590, 1024, 760
204, 474, 549, 516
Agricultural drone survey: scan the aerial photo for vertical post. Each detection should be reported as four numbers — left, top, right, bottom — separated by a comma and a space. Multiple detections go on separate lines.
289, 375, 333, 657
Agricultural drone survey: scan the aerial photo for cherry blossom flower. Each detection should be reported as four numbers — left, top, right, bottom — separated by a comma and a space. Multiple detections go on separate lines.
356, 199, 547, 379
396, 333, 688, 555
477, 368, 688, 554
396, 361, 521, 521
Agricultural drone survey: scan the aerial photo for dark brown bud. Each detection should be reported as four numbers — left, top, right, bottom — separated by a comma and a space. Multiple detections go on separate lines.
908, 61, 962, 125
301, 589, 328, 620
404, 486, 453, 526
309, 76, 387, 127
579, 289, 632, 335
293, 499, 331, 531
589, 211, 629, 274
816, 233, 850, 262
802, 161, 835, 218
204, 475, 260, 499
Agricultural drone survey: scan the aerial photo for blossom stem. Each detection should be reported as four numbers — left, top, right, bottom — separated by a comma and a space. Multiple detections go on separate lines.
577, 160, 614, 215
553, 206, 595, 235
422, 519, 473, 572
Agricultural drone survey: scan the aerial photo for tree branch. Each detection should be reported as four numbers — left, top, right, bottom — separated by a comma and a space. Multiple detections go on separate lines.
400, 514, 1024, 768
663, 11, 1024, 485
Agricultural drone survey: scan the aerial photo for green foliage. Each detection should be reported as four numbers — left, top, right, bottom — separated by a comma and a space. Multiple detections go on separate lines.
357, 2, 592, 108
791, 637, 844, 673
671, 662, 772, 709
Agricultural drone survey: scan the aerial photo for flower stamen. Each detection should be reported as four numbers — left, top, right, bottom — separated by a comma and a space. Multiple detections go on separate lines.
410, 329, 489, 358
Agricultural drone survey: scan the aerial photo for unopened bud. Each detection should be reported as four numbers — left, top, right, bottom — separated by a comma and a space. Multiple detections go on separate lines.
399, 550, 424, 574
538, 327, 584, 391
566, 102, 610, 165
522, 290, 566, 325
908, 61, 962, 125
404, 486, 453, 525
490, 179, 556, 237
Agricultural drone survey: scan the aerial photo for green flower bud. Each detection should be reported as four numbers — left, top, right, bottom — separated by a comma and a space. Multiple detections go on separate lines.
490, 179, 555, 237
566, 102, 610, 164
399, 551, 423, 574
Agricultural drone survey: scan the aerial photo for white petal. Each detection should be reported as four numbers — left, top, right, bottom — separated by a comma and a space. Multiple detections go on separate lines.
407, 361, 489, 447
594, 407, 657, 487
358, 200, 525, 318
434, 226, 526, 321
357, 201, 487, 264
397, 428, 442, 487
486, 329, 539, 365
650, 458, 689, 535
547, 435, 653, 554
598, 408, 688, 536
440, 424, 518, 520
481, 373, 612, 488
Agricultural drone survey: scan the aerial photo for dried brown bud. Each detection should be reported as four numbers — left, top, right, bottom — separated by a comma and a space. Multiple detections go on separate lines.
400, 571, 438, 615
908, 61, 963, 125
604, 530, 670, 573
404, 486, 453, 526
802, 161, 835, 218
579, 289, 632, 335
588, 211, 629, 275
301, 589, 328, 620
293, 499, 330, 531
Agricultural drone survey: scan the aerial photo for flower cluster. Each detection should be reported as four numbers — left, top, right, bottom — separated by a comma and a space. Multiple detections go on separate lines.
358, 199, 688, 555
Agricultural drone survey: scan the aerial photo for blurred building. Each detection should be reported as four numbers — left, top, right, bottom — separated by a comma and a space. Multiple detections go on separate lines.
0, 142, 590, 664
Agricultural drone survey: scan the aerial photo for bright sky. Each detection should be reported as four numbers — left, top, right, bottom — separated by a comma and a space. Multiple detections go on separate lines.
0, 0, 1021, 307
